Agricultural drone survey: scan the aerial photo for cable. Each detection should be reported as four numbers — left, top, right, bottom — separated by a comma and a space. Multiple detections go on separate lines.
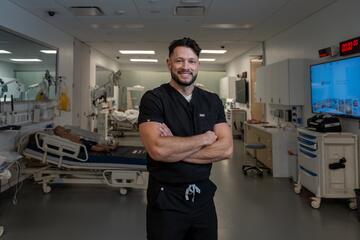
12, 161, 23, 205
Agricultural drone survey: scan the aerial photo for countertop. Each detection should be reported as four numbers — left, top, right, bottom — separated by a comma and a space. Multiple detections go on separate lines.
245, 122, 294, 134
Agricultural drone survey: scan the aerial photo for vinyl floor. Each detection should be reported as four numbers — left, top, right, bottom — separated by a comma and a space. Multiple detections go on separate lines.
0, 134, 359, 240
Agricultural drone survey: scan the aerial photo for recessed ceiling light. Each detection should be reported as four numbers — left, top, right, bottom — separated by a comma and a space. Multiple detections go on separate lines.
150, 9, 160, 14
202, 24, 252, 29
0, 50, 11, 54
125, 24, 144, 29
115, 10, 126, 15
130, 59, 158, 62
112, 25, 120, 29
242, 24, 252, 29
40, 50, 57, 54
180, 0, 204, 3
69, 6, 104, 16
199, 58, 216, 62
251, 59, 263, 62
10, 59, 42, 62
120, 50, 155, 54
201, 50, 227, 54
175, 6, 205, 16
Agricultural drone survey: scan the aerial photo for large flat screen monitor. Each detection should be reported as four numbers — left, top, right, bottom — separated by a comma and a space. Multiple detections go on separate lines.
235, 79, 248, 104
310, 55, 360, 119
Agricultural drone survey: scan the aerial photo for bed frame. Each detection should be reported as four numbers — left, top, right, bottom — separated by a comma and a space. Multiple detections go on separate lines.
19, 130, 148, 195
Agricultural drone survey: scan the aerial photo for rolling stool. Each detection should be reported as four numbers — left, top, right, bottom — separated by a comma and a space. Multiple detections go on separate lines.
242, 143, 271, 177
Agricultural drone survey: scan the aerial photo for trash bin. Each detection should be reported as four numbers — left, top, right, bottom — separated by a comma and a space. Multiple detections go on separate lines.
355, 189, 360, 221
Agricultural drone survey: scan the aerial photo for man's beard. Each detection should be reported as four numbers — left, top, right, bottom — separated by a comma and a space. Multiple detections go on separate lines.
171, 71, 198, 87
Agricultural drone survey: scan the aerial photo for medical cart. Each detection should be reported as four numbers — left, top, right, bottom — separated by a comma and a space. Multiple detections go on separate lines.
294, 128, 359, 209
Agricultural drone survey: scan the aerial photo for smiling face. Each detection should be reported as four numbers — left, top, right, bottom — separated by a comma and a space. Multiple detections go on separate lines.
167, 46, 200, 87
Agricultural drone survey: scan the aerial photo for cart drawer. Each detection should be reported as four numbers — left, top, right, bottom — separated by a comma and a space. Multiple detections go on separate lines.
298, 149, 319, 174
299, 165, 319, 195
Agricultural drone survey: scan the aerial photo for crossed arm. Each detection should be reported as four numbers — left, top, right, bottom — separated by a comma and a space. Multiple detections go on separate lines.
139, 122, 233, 164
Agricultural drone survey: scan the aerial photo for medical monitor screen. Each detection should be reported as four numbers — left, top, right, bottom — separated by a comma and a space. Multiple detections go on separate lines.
311, 55, 360, 119
236, 79, 248, 104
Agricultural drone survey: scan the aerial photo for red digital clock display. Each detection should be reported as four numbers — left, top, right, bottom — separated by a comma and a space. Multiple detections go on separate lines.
340, 36, 360, 56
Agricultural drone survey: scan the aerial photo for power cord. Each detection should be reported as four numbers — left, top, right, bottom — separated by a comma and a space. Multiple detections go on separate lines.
12, 160, 23, 205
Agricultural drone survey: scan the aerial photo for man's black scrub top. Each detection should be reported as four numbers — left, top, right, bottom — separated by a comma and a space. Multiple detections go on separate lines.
138, 83, 226, 183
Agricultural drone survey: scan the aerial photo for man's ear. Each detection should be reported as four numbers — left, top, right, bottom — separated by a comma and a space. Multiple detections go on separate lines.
166, 58, 171, 70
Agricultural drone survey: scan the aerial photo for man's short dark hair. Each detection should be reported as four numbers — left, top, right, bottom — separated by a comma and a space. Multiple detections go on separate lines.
168, 37, 201, 57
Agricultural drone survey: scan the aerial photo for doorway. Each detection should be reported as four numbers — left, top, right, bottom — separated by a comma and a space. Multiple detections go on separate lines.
250, 59, 265, 121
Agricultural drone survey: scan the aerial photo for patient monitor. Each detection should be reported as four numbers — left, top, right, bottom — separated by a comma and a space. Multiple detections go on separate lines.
92, 70, 121, 107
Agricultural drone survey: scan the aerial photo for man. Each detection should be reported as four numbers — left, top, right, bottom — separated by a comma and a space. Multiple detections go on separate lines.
138, 37, 233, 240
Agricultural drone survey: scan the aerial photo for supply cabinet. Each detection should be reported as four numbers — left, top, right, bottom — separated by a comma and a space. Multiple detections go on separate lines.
294, 128, 359, 209
255, 59, 308, 105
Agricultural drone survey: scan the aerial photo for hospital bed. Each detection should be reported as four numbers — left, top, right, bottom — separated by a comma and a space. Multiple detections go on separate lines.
108, 109, 139, 136
19, 129, 148, 195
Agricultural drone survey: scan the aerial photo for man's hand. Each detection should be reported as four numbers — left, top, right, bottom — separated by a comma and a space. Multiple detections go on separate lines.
140, 122, 215, 162
183, 123, 233, 164
160, 123, 217, 146
159, 123, 173, 136
201, 131, 217, 146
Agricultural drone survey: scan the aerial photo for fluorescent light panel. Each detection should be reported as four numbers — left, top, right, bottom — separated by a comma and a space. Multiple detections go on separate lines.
40, 50, 57, 54
120, 50, 155, 54
130, 59, 158, 62
0, 50, 11, 54
201, 50, 227, 54
199, 58, 216, 62
10, 58, 42, 62
202, 23, 252, 29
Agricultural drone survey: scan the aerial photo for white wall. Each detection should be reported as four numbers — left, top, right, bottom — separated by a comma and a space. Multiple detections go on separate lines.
118, 70, 226, 110
0, 61, 16, 78
73, 39, 90, 128
264, 0, 360, 134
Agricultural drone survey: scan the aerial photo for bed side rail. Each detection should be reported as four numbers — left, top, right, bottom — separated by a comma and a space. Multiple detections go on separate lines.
35, 132, 88, 167
64, 125, 102, 143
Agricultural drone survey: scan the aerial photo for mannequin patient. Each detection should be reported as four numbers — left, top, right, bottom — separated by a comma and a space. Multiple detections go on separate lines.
54, 126, 117, 152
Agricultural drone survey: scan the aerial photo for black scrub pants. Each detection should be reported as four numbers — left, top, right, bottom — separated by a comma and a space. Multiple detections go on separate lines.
146, 177, 218, 240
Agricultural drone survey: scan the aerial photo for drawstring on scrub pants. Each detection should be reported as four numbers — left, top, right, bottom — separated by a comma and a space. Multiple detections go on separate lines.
185, 184, 201, 202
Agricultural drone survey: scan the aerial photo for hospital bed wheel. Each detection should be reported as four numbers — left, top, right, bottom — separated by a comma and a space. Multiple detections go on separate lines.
348, 199, 357, 210
42, 184, 52, 193
310, 197, 321, 209
119, 188, 128, 195
294, 184, 302, 194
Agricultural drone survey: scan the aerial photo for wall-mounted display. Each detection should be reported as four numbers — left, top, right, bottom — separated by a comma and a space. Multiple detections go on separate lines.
310, 55, 360, 119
